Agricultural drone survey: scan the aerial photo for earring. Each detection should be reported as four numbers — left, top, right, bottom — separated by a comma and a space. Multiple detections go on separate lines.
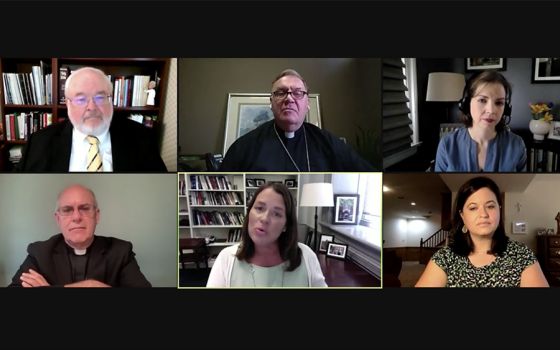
462, 225, 468, 234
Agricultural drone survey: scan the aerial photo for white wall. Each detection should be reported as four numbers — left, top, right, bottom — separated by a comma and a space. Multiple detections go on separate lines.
505, 174, 560, 252
0, 174, 177, 287
383, 214, 441, 248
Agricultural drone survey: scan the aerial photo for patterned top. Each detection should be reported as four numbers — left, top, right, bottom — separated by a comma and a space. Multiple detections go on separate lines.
432, 240, 537, 287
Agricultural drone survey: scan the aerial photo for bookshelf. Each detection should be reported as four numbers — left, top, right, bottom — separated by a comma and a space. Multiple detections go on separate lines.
0, 57, 170, 171
527, 138, 560, 172
178, 173, 301, 268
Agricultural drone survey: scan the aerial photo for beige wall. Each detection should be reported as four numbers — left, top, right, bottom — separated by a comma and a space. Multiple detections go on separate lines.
178, 58, 381, 167
505, 174, 560, 252
160, 58, 177, 171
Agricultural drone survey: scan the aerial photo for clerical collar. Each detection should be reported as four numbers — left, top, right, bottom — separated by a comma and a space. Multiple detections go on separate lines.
284, 131, 295, 138
273, 123, 310, 172
74, 248, 87, 256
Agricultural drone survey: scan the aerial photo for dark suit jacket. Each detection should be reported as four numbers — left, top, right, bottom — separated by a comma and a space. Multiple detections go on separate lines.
8, 234, 152, 287
18, 118, 167, 172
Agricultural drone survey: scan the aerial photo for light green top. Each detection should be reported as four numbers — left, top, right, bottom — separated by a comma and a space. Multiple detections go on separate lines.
230, 259, 309, 287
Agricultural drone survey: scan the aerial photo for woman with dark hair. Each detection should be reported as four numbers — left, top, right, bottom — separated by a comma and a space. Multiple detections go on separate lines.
435, 71, 526, 172
416, 176, 548, 287
206, 183, 326, 287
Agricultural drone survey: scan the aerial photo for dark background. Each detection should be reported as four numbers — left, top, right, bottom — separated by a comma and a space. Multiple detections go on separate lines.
2, 1, 560, 349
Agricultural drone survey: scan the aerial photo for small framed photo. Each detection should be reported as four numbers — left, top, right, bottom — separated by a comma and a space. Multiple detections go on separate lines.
284, 179, 297, 188
254, 178, 265, 187
531, 58, 560, 83
466, 58, 506, 72
333, 194, 359, 225
512, 221, 528, 234
326, 242, 348, 260
246, 178, 256, 188
318, 234, 334, 253
548, 121, 560, 140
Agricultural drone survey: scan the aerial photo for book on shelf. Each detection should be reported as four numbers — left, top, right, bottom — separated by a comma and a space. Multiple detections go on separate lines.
3, 112, 53, 141
2, 62, 52, 105
189, 191, 243, 206
128, 114, 157, 128
190, 175, 234, 190
192, 210, 244, 226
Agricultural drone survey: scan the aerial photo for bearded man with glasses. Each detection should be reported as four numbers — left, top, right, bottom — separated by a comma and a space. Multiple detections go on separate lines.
220, 69, 375, 171
8, 184, 151, 287
18, 67, 167, 172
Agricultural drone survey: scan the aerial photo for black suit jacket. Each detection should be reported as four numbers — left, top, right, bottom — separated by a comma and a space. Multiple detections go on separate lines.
18, 118, 167, 172
8, 234, 152, 287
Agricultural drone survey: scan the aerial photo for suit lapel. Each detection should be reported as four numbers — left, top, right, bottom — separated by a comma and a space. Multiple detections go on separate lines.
52, 239, 72, 285
86, 236, 108, 281
51, 120, 73, 171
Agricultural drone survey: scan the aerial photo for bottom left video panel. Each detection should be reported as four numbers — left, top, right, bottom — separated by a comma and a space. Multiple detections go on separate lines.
0, 173, 177, 288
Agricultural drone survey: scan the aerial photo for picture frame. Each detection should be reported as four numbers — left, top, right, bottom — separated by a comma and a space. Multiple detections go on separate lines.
548, 121, 560, 140
512, 221, 528, 234
318, 234, 334, 253
223, 93, 322, 155
246, 178, 256, 188
465, 58, 506, 72
531, 58, 560, 83
254, 178, 265, 187
284, 179, 297, 188
333, 194, 360, 225
326, 242, 348, 260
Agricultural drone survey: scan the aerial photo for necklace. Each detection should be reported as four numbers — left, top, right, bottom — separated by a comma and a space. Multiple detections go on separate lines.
273, 123, 310, 172
249, 263, 285, 287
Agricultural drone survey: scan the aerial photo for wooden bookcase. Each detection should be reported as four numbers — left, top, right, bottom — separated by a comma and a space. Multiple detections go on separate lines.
0, 57, 170, 171
178, 172, 301, 269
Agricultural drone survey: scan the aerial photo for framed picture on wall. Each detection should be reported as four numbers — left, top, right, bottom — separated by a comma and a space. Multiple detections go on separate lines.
332, 194, 359, 225
531, 58, 560, 83
223, 93, 322, 155
465, 58, 506, 71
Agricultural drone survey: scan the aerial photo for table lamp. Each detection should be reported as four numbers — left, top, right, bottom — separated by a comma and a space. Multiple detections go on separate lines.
300, 183, 334, 252
426, 72, 465, 121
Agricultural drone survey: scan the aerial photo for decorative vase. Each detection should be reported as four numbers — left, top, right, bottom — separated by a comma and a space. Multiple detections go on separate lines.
529, 119, 551, 140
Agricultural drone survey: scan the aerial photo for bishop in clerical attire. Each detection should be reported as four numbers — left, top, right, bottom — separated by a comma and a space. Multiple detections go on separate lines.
219, 69, 376, 172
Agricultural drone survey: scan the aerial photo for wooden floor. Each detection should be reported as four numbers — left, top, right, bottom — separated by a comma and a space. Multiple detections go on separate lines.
318, 254, 381, 287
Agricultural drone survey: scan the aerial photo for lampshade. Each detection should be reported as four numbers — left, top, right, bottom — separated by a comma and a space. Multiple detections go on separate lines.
426, 72, 465, 102
300, 183, 334, 207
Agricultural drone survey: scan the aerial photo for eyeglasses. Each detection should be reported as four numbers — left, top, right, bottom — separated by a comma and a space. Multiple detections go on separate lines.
67, 95, 112, 107
271, 90, 308, 100
57, 204, 97, 217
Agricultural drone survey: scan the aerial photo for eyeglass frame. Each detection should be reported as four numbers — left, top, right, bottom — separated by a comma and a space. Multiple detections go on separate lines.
67, 94, 113, 107
56, 204, 98, 217
271, 89, 309, 100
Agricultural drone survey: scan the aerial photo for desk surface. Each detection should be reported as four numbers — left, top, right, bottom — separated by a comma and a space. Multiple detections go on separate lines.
318, 253, 380, 287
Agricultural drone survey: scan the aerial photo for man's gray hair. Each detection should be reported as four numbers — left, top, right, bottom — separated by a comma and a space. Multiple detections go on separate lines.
272, 69, 308, 91
64, 67, 113, 97
55, 184, 99, 212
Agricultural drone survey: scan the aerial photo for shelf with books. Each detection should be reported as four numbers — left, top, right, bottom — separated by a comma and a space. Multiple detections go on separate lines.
178, 172, 246, 242
0, 57, 170, 171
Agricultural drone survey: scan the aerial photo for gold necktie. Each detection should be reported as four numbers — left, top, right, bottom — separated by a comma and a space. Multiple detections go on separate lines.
86, 135, 103, 172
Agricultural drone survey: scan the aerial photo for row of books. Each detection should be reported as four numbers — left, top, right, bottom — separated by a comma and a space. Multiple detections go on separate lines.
190, 175, 234, 190
226, 229, 242, 242
191, 210, 244, 226
2, 69, 53, 105
190, 191, 244, 206
3, 112, 53, 141
529, 148, 560, 172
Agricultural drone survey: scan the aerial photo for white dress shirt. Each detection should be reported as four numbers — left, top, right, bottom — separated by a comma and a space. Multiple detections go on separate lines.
69, 128, 113, 172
